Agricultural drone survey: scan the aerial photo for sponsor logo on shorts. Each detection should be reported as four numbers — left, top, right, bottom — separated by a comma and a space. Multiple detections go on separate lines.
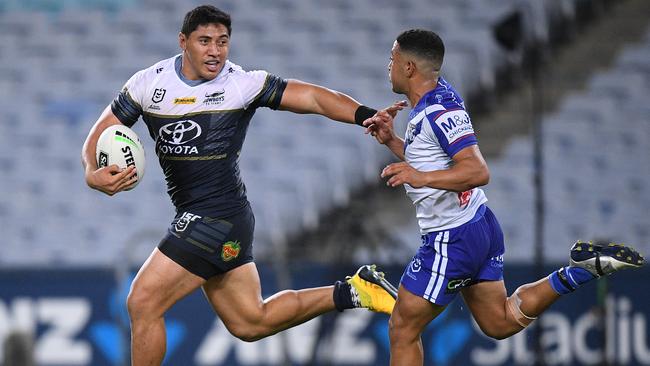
445, 278, 473, 293
221, 241, 241, 262
175, 212, 202, 232
173, 97, 197, 105
490, 255, 504, 268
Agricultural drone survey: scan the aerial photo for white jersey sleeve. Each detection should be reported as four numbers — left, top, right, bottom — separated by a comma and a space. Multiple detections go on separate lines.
225, 65, 278, 109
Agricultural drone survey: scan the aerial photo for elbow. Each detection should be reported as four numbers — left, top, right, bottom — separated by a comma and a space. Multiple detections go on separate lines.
477, 166, 490, 186
465, 166, 489, 190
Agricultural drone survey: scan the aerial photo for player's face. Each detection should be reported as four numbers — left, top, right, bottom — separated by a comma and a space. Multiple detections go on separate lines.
179, 23, 230, 80
388, 41, 406, 94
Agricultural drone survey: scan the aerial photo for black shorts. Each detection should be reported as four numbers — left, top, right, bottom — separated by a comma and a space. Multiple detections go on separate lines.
158, 205, 255, 280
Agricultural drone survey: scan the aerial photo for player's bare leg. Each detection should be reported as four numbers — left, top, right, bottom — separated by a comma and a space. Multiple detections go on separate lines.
389, 286, 445, 366
202, 262, 335, 341
461, 279, 558, 339
202, 263, 396, 341
127, 249, 205, 366
463, 241, 645, 339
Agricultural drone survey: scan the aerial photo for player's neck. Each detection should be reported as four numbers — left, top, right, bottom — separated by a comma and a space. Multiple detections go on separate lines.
407, 76, 439, 107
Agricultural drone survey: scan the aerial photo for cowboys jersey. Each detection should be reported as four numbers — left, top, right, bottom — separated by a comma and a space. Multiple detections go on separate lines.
111, 55, 287, 216
403, 76, 487, 233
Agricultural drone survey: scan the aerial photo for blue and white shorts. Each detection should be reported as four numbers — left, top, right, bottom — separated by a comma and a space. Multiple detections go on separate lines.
400, 205, 505, 306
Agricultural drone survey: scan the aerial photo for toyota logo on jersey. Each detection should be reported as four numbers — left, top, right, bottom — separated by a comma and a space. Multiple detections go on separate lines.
159, 120, 202, 145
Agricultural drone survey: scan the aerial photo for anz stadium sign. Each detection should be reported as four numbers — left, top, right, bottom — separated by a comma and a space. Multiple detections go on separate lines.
0, 265, 648, 365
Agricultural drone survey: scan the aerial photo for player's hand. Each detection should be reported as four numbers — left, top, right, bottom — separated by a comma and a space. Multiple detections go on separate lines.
381, 162, 427, 188
363, 101, 407, 144
384, 100, 408, 118
85, 165, 138, 196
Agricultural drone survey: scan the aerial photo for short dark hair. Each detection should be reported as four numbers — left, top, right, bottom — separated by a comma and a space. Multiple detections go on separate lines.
181, 5, 232, 36
396, 29, 445, 69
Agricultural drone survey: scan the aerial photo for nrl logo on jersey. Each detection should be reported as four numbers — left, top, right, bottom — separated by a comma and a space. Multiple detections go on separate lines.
203, 89, 225, 105
152, 88, 166, 103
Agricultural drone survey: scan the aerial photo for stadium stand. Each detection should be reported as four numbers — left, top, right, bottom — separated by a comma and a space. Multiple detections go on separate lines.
0, 0, 646, 267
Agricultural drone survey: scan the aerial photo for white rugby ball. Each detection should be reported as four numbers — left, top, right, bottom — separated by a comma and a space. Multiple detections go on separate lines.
96, 124, 146, 189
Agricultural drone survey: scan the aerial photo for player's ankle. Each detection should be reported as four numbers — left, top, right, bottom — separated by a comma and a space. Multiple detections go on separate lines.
333, 281, 357, 311
548, 266, 595, 295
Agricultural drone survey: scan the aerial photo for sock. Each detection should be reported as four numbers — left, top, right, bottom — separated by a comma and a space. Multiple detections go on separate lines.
333, 281, 359, 311
548, 266, 596, 295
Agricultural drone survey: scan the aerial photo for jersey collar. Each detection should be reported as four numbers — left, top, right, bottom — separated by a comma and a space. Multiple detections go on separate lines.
410, 77, 446, 119
174, 55, 231, 87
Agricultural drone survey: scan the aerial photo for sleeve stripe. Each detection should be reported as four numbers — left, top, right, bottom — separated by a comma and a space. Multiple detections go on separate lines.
427, 107, 464, 122
449, 133, 476, 145
111, 91, 142, 127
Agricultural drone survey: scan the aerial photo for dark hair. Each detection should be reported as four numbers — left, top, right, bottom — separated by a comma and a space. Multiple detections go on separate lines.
396, 29, 445, 69
181, 5, 231, 36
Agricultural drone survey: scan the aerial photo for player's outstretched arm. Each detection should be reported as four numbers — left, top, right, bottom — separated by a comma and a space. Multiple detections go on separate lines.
82, 106, 137, 196
381, 145, 489, 192
278, 79, 368, 124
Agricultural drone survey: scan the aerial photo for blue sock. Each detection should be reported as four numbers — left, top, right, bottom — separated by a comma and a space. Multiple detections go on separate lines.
548, 266, 596, 295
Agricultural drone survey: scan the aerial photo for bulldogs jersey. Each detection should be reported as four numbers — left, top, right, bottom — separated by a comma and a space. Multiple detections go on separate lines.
403, 77, 487, 233
111, 55, 287, 216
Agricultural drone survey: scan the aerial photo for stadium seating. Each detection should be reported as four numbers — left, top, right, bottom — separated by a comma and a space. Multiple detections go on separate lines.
0, 0, 638, 266
481, 33, 650, 261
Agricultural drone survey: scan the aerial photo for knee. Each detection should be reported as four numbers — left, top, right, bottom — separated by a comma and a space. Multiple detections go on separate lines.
223, 309, 268, 342
126, 285, 157, 321
227, 322, 267, 342
388, 310, 413, 344
479, 323, 513, 340
475, 313, 520, 340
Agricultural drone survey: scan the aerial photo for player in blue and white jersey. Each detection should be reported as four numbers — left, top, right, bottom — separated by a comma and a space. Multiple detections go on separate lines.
363, 29, 645, 366
81, 6, 398, 365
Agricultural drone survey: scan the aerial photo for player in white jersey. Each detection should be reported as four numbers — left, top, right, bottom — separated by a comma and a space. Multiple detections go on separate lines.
363, 29, 645, 366
81, 6, 398, 365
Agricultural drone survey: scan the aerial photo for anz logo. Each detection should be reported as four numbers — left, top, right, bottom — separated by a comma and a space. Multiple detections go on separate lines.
158, 120, 201, 154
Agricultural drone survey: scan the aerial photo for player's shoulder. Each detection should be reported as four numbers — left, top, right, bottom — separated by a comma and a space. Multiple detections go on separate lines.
224, 61, 269, 81
221, 61, 274, 95
125, 56, 177, 87
139, 56, 177, 79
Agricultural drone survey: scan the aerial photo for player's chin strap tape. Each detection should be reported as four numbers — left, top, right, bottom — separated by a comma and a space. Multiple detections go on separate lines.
354, 105, 378, 126
506, 289, 537, 328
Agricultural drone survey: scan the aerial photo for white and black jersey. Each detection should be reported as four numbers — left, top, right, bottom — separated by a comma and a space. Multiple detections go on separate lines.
111, 55, 287, 217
